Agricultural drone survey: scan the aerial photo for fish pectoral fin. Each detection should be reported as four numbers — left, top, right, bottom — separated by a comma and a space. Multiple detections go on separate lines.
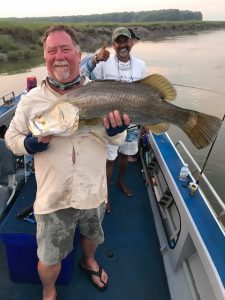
78, 118, 103, 130
139, 74, 176, 101
79, 118, 102, 126
146, 123, 170, 134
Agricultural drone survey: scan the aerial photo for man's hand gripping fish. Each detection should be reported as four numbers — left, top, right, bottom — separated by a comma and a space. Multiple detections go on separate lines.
29, 74, 222, 149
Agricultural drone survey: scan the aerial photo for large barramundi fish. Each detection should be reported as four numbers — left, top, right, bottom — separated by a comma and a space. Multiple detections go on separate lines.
29, 74, 222, 149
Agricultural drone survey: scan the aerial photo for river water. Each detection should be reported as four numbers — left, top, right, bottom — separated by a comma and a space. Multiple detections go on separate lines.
0, 29, 225, 201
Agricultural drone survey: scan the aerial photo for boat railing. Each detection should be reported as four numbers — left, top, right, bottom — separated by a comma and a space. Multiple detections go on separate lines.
0, 92, 15, 106
175, 140, 225, 227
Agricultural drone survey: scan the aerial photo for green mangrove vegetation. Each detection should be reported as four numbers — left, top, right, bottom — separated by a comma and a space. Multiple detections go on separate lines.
1, 19, 225, 62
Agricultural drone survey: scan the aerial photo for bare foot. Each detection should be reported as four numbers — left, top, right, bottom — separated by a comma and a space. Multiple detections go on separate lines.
118, 182, 133, 197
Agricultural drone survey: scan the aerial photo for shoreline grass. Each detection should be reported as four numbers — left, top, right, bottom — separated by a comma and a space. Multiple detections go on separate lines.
0, 20, 225, 62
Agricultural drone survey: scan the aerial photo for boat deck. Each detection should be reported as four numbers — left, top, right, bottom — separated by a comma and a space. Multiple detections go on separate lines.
0, 157, 171, 300
0, 93, 22, 133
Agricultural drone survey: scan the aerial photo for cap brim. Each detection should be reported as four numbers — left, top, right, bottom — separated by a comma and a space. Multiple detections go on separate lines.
113, 33, 131, 41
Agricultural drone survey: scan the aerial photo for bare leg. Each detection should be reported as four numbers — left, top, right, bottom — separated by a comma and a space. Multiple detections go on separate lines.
38, 260, 60, 300
80, 235, 108, 287
118, 153, 132, 196
106, 159, 114, 212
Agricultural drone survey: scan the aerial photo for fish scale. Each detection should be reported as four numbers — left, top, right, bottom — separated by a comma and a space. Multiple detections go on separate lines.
29, 74, 222, 149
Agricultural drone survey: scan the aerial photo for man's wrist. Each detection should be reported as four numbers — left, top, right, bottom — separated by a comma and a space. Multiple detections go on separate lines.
87, 58, 96, 72
24, 134, 49, 154
93, 54, 99, 65
106, 124, 128, 137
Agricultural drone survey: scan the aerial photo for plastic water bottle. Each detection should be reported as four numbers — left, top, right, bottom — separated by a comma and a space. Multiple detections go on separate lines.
179, 163, 189, 181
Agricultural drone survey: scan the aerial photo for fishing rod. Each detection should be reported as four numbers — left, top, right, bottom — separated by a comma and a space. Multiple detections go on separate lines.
173, 83, 225, 97
188, 114, 225, 196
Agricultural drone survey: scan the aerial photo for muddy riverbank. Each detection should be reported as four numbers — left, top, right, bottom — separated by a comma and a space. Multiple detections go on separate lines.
1, 21, 225, 60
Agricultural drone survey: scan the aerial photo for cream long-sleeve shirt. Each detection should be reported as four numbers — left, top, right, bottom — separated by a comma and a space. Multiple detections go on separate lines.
5, 77, 126, 214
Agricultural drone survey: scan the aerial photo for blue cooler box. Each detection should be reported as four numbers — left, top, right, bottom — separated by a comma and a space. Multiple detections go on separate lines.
0, 233, 77, 284
0, 174, 78, 285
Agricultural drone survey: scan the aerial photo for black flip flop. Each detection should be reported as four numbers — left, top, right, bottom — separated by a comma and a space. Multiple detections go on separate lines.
79, 261, 109, 291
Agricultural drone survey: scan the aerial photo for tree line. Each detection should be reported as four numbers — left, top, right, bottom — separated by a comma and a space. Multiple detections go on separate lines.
7, 9, 203, 23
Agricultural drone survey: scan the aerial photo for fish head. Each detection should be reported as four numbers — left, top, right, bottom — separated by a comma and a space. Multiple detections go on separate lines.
29, 102, 80, 137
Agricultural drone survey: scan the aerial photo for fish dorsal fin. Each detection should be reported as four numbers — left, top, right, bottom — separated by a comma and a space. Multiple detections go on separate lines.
146, 123, 170, 134
140, 74, 177, 101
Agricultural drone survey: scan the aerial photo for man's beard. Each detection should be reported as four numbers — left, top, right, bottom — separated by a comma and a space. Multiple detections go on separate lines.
118, 47, 130, 58
53, 60, 70, 82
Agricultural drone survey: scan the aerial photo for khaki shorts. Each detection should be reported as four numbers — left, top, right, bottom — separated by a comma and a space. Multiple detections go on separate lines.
35, 203, 105, 265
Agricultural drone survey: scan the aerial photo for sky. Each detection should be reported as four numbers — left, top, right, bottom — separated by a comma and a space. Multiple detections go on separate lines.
1, 0, 225, 21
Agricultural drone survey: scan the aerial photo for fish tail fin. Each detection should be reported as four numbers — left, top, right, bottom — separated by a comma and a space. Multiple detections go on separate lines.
182, 112, 222, 149
140, 74, 177, 101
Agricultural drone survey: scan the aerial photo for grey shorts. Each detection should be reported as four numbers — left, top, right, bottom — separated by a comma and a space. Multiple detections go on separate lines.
35, 203, 105, 265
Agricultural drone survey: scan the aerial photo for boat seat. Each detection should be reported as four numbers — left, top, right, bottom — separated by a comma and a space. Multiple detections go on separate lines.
0, 139, 25, 218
